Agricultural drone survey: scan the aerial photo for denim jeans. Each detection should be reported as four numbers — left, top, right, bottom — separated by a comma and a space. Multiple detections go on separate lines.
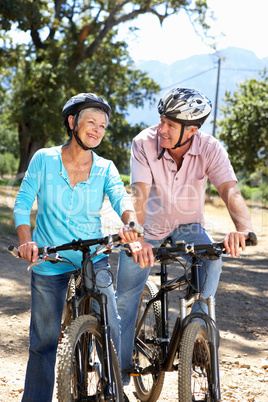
22, 257, 120, 402
116, 223, 222, 385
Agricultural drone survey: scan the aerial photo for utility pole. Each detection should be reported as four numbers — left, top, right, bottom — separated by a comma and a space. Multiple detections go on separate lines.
212, 57, 221, 137
207, 56, 222, 199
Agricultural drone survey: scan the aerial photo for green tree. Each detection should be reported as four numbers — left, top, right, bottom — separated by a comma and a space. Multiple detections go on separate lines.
0, 0, 212, 175
0, 152, 19, 178
218, 72, 268, 175
0, 125, 19, 157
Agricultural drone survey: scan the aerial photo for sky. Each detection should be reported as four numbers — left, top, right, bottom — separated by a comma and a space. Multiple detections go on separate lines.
8, 0, 267, 64
117, 0, 268, 64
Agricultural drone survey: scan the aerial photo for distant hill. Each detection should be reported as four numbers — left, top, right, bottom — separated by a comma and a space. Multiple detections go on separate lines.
127, 47, 268, 135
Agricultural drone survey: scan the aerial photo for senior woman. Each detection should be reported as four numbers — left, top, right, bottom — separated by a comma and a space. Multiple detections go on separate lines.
14, 93, 137, 401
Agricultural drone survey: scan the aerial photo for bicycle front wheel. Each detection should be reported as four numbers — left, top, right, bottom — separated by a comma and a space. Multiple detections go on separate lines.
57, 314, 123, 402
133, 280, 165, 402
178, 321, 213, 402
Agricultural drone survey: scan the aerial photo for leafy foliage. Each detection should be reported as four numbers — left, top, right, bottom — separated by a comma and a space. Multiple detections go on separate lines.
120, 174, 130, 188
0, 0, 211, 175
218, 72, 268, 175
0, 152, 19, 177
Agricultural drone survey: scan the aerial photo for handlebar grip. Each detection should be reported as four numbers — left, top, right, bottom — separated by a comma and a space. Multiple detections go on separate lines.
111, 234, 121, 242
246, 232, 258, 246
8, 244, 45, 258
8, 244, 20, 258
129, 221, 144, 235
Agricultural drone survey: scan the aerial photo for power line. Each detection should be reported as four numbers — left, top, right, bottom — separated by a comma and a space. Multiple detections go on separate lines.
161, 67, 216, 90
160, 66, 261, 91
222, 67, 261, 72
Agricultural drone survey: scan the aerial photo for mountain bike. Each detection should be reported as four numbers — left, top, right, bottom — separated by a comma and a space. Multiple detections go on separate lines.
8, 231, 137, 402
129, 232, 258, 402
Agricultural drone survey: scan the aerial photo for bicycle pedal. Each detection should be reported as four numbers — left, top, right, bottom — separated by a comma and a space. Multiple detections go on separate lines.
124, 366, 141, 376
130, 370, 140, 377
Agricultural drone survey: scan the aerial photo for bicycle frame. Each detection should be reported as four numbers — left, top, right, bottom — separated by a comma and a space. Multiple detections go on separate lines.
65, 247, 117, 399
134, 254, 221, 400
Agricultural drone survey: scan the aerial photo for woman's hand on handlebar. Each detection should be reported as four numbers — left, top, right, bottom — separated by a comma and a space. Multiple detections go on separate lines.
129, 237, 155, 269
118, 224, 140, 244
18, 241, 39, 263
223, 231, 248, 258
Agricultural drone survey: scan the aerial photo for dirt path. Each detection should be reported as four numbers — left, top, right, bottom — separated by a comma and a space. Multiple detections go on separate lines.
0, 197, 267, 401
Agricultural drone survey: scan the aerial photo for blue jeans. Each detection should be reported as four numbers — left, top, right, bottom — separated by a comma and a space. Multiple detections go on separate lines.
116, 223, 222, 385
22, 257, 120, 402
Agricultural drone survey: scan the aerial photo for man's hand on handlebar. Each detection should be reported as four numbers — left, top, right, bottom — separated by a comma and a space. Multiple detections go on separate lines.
128, 237, 155, 269
223, 231, 249, 258
18, 241, 39, 263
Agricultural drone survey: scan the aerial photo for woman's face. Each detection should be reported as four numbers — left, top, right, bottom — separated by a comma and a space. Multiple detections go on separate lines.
69, 109, 107, 148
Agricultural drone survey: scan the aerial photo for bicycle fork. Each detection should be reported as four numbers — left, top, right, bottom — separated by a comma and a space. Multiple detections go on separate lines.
72, 291, 117, 400
96, 292, 117, 400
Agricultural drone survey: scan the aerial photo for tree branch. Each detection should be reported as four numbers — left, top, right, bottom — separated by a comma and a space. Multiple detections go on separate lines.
47, 0, 67, 40
82, 1, 174, 62
30, 27, 47, 49
69, 0, 209, 66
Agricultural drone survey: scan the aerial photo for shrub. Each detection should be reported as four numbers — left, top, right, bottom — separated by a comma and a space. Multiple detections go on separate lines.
239, 184, 268, 204
0, 153, 19, 178
120, 174, 130, 188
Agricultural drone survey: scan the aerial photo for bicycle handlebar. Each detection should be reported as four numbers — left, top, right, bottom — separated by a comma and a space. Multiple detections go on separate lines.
8, 234, 121, 258
7, 221, 143, 259
150, 232, 258, 259
45, 233, 122, 255
8, 230, 258, 260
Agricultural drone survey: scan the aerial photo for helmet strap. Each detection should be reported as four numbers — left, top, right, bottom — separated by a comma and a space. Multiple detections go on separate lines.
157, 147, 166, 160
172, 124, 184, 149
173, 124, 195, 149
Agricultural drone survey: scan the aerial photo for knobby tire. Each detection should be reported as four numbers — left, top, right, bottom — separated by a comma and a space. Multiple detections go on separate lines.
57, 314, 123, 402
178, 321, 213, 402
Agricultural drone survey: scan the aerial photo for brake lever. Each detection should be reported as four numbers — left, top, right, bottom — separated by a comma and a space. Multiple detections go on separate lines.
113, 244, 132, 257
94, 243, 112, 256
27, 259, 44, 271
92, 235, 121, 258
27, 253, 63, 270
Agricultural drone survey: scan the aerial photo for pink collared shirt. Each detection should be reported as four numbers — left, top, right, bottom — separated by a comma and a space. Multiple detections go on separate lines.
131, 125, 237, 239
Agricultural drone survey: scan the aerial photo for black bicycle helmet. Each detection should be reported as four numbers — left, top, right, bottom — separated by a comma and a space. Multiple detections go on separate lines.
157, 88, 212, 159
62, 93, 112, 150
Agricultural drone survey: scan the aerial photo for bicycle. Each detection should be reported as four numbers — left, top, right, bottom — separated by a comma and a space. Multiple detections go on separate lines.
128, 232, 258, 402
8, 228, 141, 402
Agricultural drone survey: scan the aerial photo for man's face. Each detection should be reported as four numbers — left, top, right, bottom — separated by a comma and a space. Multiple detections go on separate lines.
157, 116, 183, 149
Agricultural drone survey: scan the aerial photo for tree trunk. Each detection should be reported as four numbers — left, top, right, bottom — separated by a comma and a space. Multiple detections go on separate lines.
16, 124, 43, 180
